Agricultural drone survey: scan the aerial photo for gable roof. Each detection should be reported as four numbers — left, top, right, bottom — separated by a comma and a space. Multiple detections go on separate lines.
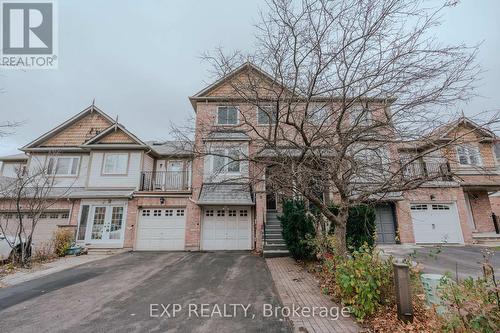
82, 123, 147, 147
438, 117, 496, 140
22, 104, 115, 151
189, 62, 290, 110
0, 153, 28, 162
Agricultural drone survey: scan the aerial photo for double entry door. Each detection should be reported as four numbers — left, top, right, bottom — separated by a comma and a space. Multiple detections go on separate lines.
87, 205, 126, 244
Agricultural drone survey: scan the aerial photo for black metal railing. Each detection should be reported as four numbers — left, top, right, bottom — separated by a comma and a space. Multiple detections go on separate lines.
402, 161, 452, 181
139, 171, 191, 191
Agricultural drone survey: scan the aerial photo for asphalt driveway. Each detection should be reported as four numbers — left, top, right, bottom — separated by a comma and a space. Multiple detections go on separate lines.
0, 252, 290, 333
379, 245, 500, 280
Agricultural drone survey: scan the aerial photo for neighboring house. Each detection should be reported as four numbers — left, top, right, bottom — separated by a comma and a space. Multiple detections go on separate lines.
0, 63, 499, 253
0, 105, 193, 250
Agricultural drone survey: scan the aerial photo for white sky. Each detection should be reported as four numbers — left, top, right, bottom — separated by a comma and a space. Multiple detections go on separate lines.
0, 0, 499, 156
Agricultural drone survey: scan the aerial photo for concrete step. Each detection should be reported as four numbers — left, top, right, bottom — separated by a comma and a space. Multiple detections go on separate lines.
265, 235, 284, 242
266, 225, 282, 231
87, 248, 127, 255
264, 244, 288, 251
472, 232, 500, 246
263, 249, 290, 258
265, 241, 286, 246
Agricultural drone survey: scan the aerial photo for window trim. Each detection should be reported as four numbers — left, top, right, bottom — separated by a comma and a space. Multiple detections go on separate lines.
46, 156, 80, 177
211, 148, 242, 175
216, 106, 239, 126
101, 152, 130, 176
257, 105, 277, 125
456, 145, 482, 167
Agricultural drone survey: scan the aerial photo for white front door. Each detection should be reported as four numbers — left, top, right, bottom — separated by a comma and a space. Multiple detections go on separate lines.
202, 206, 252, 250
136, 208, 186, 251
88, 205, 126, 244
410, 203, 463, 244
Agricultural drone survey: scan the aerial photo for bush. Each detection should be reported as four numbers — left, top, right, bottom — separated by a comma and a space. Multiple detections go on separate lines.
439, 277, 500, 333
327, 203, 376, 250
334, 244, 394, 320
279, 199, 316, 260
53, 229, 74, 257
32, 241, 56, 262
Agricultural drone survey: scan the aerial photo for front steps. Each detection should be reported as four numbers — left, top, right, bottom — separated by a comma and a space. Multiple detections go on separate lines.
263, 210, 290, 258
472, 232, 500, 246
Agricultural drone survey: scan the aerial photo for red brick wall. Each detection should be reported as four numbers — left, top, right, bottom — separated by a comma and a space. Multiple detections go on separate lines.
468, 191, 495, 233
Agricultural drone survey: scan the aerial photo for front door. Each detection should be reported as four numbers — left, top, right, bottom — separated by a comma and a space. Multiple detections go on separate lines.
89, 206, 125, 244
166, 161, 184, 190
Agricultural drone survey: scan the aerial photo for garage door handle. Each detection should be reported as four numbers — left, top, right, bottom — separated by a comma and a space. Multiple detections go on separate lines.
432, 224, 435, 229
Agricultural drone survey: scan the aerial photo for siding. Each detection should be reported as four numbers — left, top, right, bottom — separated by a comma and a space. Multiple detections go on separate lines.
87, 151, 142, 188
143, 154, 154, 172
28, 153, 89, 188
0, 162, 25, 178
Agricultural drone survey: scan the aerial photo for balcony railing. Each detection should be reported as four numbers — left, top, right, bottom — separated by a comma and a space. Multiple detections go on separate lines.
402, 161, 452, 181
139, 171, 191, 191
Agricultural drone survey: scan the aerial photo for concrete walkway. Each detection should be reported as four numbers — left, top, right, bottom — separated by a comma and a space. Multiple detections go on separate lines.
0, 254, 111, 287
266, 257, 360, 333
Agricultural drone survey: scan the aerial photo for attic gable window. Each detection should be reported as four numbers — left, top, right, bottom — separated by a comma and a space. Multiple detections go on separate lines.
47, 156, 80, 176
257, 105, 277, 125
217, 106, 238, 125
456, 145, 482, 166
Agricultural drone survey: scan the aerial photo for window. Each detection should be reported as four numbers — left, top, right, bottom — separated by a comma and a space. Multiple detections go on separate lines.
217, 106, 238, 125
47, 156, 80, 176
176, 209, 185, 216
217, 210, 225, 217
142, 209, 150, 216
228, 210, 236, 217
49, 213, 59, 218
77, 205, 89, 241
153, 209, 161, 216
103, 153, 129, 175
456, 145, 482, 166
211, 148, 242, 174
432, 204, 450, 210
205, 210, 214, 217
61, 212, 69, 219
239, 210, 248, 217
410, 204, 428, 211
257, 105, 277, 125
307, 104, 330, 124
227, 149, 240, 173
165, 209, 174, 216
350, 105, 372, 126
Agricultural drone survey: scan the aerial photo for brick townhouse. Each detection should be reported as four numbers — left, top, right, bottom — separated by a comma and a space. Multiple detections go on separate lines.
0, 63, 499, 255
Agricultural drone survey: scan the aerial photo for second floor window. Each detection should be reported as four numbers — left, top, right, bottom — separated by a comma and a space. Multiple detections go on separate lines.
349, 105, 372, 126
456, 145, 482, 166
307, 104, 329, 124
217, 106, 238, 125
47, 156, 79, 176
212, 148, 241, 174
257, 105, 277, 125
103, 153, 129, 175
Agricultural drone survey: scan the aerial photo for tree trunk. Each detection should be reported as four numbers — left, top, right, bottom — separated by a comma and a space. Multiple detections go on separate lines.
334, 206, 349, 255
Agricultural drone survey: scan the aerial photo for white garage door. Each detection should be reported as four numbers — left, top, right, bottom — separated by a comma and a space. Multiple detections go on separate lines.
202, 207, 252, 250
0, 211, 69, 245
410, 203, 463, 244
136, 208, 186, 251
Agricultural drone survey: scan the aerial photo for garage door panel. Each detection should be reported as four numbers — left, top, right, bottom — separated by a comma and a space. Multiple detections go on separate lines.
0, 212, 68, 245
202, 207, 252, 250
136, 208, 186, 251
410, 203, 463, 244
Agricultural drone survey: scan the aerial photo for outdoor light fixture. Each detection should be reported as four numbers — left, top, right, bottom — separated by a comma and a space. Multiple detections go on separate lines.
160, 197, 165, 204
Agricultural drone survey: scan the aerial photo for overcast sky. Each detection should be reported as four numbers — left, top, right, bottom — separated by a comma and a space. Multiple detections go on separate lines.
1, 0, 499, 156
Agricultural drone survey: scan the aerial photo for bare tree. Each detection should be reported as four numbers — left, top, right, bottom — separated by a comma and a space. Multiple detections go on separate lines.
178, 0, 498, 252
0, 158, 71, 267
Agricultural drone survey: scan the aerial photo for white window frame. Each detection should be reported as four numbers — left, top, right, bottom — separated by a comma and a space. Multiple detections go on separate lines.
46, 156, 80, 176
257, 105, 277, 125
456, 145, 482, 166
349, 105, 372, 126
102, 153, 129, 175
211, 148, 241, 175
216, 106, 239, 125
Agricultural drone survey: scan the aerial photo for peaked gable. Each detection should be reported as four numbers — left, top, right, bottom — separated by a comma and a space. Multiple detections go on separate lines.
83, 123, 146, 146
23, 105, 115, 149
441, 117, 495, 141
190, 62, 290, 107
